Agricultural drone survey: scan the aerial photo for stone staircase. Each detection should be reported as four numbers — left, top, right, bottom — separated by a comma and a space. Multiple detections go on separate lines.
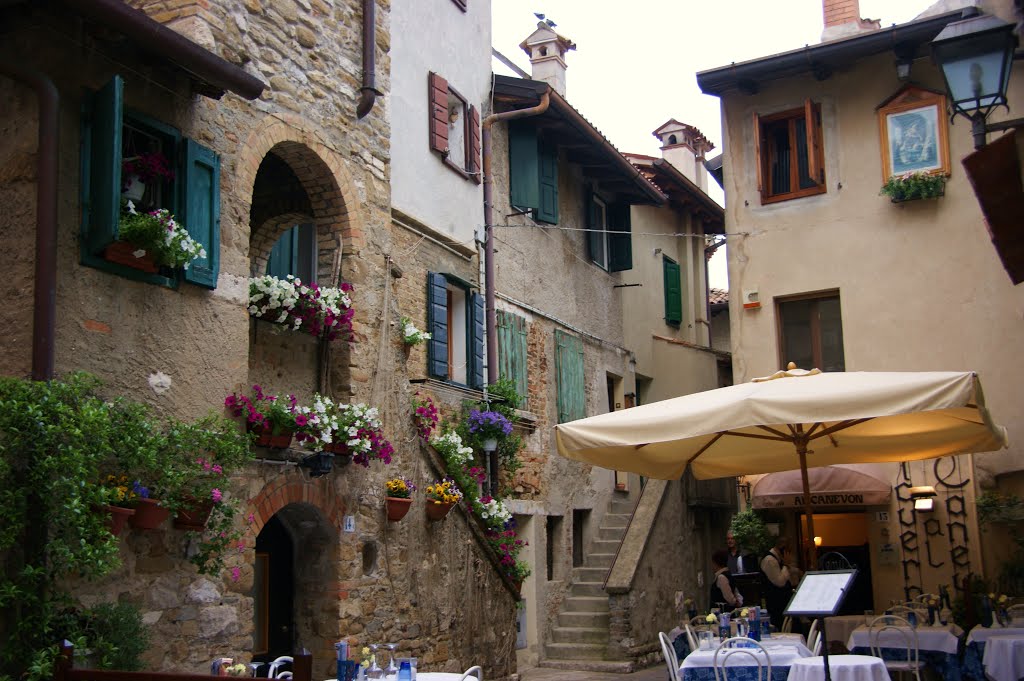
541, 497, 636, 673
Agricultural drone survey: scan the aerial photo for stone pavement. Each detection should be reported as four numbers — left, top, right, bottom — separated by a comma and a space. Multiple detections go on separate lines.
518, 665, 668, 681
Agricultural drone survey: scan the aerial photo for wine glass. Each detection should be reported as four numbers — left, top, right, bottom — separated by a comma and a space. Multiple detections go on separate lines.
247, 663, 264, 678
383, 644, 398, 680
366, 644, 384, 680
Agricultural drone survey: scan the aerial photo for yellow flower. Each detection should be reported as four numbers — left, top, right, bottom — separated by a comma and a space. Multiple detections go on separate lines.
999, 594, 1009, 604
740, 608, 749, 618
990, 592, 997, 600
706, 613, 717, 624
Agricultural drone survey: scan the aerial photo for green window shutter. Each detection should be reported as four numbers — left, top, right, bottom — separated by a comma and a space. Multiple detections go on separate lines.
182, 139, 220, 288
509, 121, 540, 210
84, 75, 124, 255
663, 257, 682, 326
266, 226, 299, 279
608, 201, 632, 272
536, 142, 559, 224
426, 272, 449, 380
585, 188, 602, 262
555, 330, 585, 423
469, 292, 485, 390
497, 310, 529, 408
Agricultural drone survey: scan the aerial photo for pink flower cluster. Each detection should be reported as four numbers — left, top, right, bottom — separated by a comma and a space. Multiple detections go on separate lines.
224, 384, 297, 432
352, 428, 394, 467
467, 466, 486, 484
412, 392, 439, 442
486, 525, 528, 572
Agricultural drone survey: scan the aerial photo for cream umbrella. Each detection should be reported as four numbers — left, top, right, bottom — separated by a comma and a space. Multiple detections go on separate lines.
554, 366, 1007, 558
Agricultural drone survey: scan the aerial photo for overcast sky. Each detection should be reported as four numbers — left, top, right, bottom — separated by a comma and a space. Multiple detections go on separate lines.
491, 0, 933, 288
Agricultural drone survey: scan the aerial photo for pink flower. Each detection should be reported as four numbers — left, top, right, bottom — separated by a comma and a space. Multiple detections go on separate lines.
247, 513, 256, 524
212, 464, 223, 474
211, 488, 223, 502
231, 567, 241, 582
237, 541, 246, 552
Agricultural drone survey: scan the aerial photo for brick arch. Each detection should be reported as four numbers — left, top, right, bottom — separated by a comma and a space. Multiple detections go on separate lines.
245, 477, 345, 542
250, 211, 340, 282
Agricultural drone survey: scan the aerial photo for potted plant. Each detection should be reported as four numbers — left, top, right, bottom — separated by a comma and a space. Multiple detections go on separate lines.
384, 477, 416, 522
466, 408, 513, 451
247, 274, 355, 340
99, 474, 138, 536
729, 508, 774, 559
121, 150, 174, 203
107, 202, 207, 273
331, 402, 395, 467
225, 385, 298, 448
411, 392, 439, 443
424, 477, 463, 521
880, 172, 947, 203
126, 481, 170, 530
399, 316, 431, 347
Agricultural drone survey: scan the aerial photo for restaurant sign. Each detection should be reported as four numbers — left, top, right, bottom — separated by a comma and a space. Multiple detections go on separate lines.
754, 490, 890, 509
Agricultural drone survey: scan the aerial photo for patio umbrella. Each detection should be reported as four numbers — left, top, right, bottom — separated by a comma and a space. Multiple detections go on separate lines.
554, 366, 1007, 557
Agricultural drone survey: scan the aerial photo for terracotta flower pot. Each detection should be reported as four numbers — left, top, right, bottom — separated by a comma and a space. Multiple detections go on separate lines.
129, 497, 170, 529
425, 501, 455, 521
249, 423, 293, 449
103, 240, 159, 273
104, 504, 135, 536
173, 498, 215, 530
385, 496, 412, 522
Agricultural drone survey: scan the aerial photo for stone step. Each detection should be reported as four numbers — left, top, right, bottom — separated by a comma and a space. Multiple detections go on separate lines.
538, 659, 636, 674
551, 625, 609, 644
586, 552, 615, 568
589, 538, 620, 554
563, 595, 610, 613
558, 610, 611, 629
544, 642, 608, 660
573, 566, 608, 583
569, 581, 606, 598
601, 512, 631, 529
610, 500, 635, 514
598, 525, 626, 541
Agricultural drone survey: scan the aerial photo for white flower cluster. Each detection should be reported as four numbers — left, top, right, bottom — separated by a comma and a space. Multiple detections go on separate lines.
248, 274, 304, 328
478, 497, 512, 525
430, 430, 473, 466
337, 402, 381, 454
400, 316, 431, 346
122, 201, 206, 269
295, 394, 340, 449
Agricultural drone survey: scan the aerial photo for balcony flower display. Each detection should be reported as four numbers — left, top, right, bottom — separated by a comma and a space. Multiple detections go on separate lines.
111, 202, 206, 272
225, 385, 298, 448
247, 274, 354, 340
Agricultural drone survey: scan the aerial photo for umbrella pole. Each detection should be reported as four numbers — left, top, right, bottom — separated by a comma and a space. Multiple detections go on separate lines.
797, 437, 818, 568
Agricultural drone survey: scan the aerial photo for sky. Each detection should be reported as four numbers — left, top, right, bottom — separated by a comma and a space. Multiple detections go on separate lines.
491, 0, 933, 289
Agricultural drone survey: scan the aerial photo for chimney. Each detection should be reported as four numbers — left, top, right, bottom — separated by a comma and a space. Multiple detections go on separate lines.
821, 0, 881, 41
651, 120, 714, 193
519, 22, 576, 96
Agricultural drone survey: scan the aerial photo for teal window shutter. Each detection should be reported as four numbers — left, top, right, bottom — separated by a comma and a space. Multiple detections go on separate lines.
663, 257, 682, 326
497, 310, 529, 409
509, 121, 540, 210
266, 226, 300, 279
536, 142, 559, 224
555, 330, 585, 423
84, 75, 123, 255
469, 292, 485, 390
585, 188, 602, 263
608, 201, 632, 272
182, 139, 220, 288
426, 272, 449, 380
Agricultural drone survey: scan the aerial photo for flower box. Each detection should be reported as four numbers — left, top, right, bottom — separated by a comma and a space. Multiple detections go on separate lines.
129, 497, 170, 530
103, 240, 159, 273
249, 422, 293, 449
385, 497, 412, 522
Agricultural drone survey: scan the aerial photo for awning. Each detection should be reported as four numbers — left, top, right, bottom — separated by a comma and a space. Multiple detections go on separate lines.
751, 465, 892, 509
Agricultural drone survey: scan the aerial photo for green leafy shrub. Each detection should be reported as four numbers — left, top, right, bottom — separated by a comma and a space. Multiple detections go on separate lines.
729, 508, 774, 558
880, 172, 946, 202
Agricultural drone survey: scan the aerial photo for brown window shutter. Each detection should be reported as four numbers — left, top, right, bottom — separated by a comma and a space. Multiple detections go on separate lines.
752, 111, 764, 198
804, 98, 823, 185
428, 72, 449, 154
468, 104, 481, 184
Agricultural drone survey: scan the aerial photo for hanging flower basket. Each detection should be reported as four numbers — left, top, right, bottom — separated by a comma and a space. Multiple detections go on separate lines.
173, 498, 215, 530
104, 504, 135, 536
385, 496, 412, 522
129, 497, 171, 530
425, 501, 455, 521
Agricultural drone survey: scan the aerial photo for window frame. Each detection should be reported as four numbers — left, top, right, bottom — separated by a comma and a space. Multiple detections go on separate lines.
590, 195, 609, 269
775, 289, 846, 373
586, 191, 632, 272
427, 271, 485, 389
428, 73, 481, 183
754, 100, 826, 205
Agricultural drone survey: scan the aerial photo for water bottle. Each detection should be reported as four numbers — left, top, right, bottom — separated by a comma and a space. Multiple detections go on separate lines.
761, 613, 771, 639
719, 612, 731, 641
907, 609, 918, 628
397, 661, 411, 681
749, 608, 761, 641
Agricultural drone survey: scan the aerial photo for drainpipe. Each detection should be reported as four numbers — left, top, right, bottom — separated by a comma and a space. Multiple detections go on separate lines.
481, 88, 551, 385
0, 62, 59, 381
356, 0, 380, 119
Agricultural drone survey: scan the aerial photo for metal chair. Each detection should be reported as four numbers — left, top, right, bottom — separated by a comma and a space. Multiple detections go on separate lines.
868, 615, 925, 681
712, 637, 771, 681
781, 616, 793, 633
266, 657, 293, 679
806, 618, 821, 655
683, 624, 699, 654
1007, 603, 1024, 625
658, 631, 682, 681
458, 667, 482, 680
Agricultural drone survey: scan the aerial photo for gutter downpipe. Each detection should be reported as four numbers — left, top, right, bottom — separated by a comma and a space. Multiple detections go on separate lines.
356, 0, 380, 119
0, 62, 59, 381
481, 87, 548, 497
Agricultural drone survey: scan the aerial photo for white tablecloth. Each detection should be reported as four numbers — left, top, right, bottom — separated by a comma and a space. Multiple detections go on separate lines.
761, 634, 807, 648
846, 624, 963, 654
966, 624, 1024, 645
682, 643, 811, 670
787, 655, 888, 681
981, 635, 1024, 681
825, 616, 869, 648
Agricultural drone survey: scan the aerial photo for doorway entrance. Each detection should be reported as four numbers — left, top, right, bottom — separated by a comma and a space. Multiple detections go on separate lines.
254, 514, 295, 663
799, 512, 874, 613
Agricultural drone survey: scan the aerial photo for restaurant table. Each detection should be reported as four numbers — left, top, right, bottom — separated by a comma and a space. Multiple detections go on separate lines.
847, 623, 963, 681
824, 616, 869, 651
981, 635, 1024, 681
680, 642, 812, 681
963, 625, 1024, 681
786, 655, 888, 681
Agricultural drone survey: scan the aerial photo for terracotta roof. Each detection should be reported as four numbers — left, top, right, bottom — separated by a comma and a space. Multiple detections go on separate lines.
625, 155, 724, 234
709, 288, 729, 305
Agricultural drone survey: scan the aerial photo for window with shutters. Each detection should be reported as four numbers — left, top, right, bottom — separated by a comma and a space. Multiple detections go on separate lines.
428, 73, 481, 183
80, 75, 220, 288
426, 272, 485, 389
662, 256, 682, 327
754, 99, 826, 204
509, 121, 559, 224
585, 191, 632, 272
266, 224, 318, 283
776, 291, 845, 372
554, 330, 585, 423
497, 310, 529, 410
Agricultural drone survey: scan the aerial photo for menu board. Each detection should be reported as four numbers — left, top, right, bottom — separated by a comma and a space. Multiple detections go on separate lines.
784, 569, 858, 617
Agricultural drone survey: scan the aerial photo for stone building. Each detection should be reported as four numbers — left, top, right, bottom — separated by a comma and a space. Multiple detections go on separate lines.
0, 0, 519, 678
697, 0, 1024, 607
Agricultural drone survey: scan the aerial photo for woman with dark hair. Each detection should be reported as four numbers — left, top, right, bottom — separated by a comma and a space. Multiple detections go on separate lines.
710, 549, 742, 608
760, 536, 795, 630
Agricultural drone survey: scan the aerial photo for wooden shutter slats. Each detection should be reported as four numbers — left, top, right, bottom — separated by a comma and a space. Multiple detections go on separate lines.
468, 105, 481, 184
804, 98, 822, 186
426, 272, 449, 380
469, 292, 485, 389
663, 258, 682, 325
536, 141, 559, 223
752, 111, 764, 198
608, 201, 632, 272
428, 72, 449, 154
86, 75, 124, 255
497, 311, 529, 409
182, 138, 220, 289
509, 121, 540, 209
555, 330, 584, 423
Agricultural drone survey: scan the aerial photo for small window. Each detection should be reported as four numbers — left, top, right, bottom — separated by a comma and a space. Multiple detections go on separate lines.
554, 329, 585, 423
662, 256, 682, 327
266, 224, 317, 283
754, 99, 825, 204
428, 73, 480, 182
586, 191, 632, 272
777, 292, 845, 372
426, 272, 485, 389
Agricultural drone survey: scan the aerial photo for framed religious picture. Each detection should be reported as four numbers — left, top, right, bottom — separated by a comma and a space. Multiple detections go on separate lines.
877, 85, 951, 183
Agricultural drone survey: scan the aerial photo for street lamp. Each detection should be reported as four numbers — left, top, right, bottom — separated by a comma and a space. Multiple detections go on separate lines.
931, 13, 1020, 149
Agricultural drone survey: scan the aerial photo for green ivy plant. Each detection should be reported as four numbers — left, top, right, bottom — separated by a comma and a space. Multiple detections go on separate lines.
729, 507, 774, 558
880, 172, 946, 202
